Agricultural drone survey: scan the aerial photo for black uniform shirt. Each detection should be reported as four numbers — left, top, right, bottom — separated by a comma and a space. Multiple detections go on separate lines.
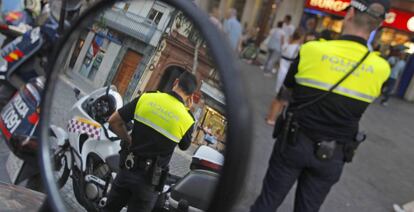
284, 35, 371, 142
118, 91, 194, 167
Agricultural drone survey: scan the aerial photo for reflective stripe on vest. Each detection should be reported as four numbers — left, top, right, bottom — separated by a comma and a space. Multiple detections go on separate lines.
134, 92, 194, 143
296, 40, 390, 103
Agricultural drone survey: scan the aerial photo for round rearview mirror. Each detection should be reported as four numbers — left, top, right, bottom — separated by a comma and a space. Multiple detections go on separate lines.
39, 0, 251, 212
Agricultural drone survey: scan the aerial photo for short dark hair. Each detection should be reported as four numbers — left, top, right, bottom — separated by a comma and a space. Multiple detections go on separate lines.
292, 30, 302, 41
319, 29, 332, 40
178, 71, 197, 95
352, 6, 383, 33
285, 15, 292, 22
277, 21, 283, 28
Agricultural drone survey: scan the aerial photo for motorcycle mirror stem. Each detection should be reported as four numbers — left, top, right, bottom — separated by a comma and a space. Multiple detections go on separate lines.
106, 85, 110, 97
57, 0, 68, 34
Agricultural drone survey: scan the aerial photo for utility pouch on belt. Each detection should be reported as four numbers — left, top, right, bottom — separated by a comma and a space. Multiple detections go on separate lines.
155, 167, 169, 192
275, 111, 297, 153
343, 132, 366, 163
315, 140, 337, 161
148, 157, 163, 187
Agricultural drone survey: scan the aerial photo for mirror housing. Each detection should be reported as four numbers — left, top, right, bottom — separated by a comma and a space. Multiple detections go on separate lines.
40, 1, 252, 212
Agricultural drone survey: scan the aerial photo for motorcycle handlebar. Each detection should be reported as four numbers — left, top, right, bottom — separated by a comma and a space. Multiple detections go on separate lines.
101, 123, 119, 142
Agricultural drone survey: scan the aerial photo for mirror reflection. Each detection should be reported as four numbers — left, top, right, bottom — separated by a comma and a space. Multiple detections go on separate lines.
47, 1, 226, 211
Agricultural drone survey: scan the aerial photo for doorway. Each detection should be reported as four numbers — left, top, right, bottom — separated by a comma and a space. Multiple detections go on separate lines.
112, 50, 142, 95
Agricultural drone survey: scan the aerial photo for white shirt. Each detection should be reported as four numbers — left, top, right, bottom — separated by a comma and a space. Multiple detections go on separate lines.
267, 28, 285, 51
282, 23, 295, 38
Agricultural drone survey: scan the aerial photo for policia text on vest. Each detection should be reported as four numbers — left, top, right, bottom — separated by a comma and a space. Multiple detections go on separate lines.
296, 39, 389, 103
134, 92, 194, 143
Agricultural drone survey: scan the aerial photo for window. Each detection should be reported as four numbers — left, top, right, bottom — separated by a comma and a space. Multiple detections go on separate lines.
147, 8, 164, 25
69, 39, 85, 69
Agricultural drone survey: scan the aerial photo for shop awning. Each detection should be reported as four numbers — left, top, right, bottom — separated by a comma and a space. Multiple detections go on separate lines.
200, 81, 225, 106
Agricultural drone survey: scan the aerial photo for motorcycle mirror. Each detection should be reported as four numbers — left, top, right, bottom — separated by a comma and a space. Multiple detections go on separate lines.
40, 1, 251, 212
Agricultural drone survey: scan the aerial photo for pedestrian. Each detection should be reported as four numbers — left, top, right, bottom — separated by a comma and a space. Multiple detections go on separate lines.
223, 8, 242, 51
251, 0, 391, 211
263, 21, 285, 77
209, 6, 223, 31
240, 27, 258, 62
103, 72, 197, 212
265, 30, 302, 125
282, 15, 295, 43
381, 52, 406, 106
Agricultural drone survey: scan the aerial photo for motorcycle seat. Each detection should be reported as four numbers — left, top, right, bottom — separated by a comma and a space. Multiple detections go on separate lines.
105, 155, 120, 173
170, 169, 219, 211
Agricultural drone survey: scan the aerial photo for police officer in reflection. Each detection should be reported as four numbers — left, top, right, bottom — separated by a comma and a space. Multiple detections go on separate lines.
104, 72, 197, 212
251, 0, 391, 211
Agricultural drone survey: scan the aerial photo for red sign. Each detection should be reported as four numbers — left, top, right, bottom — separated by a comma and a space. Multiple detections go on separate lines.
305, 0, 350, 17
305, 0, 414, 33
383, 9, 414, 33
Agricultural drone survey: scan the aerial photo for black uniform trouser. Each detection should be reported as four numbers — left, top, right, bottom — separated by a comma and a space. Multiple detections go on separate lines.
103, 169, 157, 212
250, 132, 345, 212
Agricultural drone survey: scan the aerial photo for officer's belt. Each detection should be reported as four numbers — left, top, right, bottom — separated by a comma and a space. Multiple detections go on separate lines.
125, 152, 155, 171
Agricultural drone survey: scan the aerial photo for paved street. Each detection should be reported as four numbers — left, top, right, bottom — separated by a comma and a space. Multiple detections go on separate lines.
232, 61, 414, 212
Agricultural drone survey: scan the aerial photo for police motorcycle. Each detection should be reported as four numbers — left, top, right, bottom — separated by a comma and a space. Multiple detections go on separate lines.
52, 85, 124, 211
0, 0, 81, 191
0, 77, 70, 191
52, 84, 225, 212
0, 76, 71, 191
153, 145, 224, 212
0, 0, 82, 109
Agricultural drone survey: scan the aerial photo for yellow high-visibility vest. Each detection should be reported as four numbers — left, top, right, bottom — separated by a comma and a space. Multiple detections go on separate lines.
296, 40, 390, 103
134, 92, 194, 143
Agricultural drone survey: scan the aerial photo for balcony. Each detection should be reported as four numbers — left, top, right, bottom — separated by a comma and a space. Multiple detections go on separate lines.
101, 8, 164, 47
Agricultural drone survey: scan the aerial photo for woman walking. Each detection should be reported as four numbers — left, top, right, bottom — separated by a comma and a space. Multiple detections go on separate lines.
265, 31, 302, 125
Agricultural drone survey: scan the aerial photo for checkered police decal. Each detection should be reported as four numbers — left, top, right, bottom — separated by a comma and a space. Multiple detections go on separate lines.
67, 117, 101, 140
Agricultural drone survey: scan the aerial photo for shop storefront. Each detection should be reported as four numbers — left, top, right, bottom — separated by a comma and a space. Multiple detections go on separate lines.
192, 81, 227, 152
300, 0, 348, 36
301, 0, 414, 52
381, 9, 414, 49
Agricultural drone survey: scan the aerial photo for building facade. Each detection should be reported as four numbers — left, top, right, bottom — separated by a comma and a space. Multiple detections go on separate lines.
64, 0, 174, 99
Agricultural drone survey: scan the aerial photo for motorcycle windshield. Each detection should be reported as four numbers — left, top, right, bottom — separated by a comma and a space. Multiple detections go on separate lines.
1, 0, 25, 13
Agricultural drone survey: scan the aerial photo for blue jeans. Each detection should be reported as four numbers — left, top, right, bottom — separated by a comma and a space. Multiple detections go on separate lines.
381, 78, 397, 103
264, 49, 281, 74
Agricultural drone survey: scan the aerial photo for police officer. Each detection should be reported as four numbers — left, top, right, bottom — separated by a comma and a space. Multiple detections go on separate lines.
251, 0, 391, 211
103, 72, 197, 212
